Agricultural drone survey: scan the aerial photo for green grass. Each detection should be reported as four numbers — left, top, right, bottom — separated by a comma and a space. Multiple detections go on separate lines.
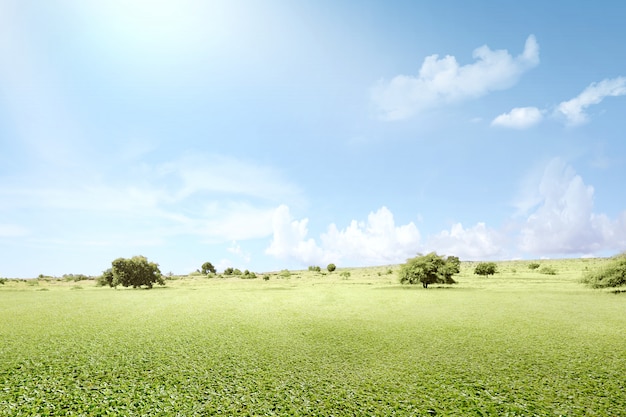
1, 259, 625, 415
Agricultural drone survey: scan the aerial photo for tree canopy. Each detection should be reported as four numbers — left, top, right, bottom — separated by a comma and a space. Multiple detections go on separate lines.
98, 256, 164, 289
474, 262, 498, 277
398, 252, 460, 288
201, 262, 216, 275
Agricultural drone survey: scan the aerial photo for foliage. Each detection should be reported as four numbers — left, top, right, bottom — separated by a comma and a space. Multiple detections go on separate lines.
241, 270, 257, 279
308, 266, 321, 272
339, 271, 351, 279
474, 262, 498, 277
0, 277, 6, 285
539, 266, 557, 275
398, 252, 459, 288
233, 269, 243, 276
528, 262, 541, 270
327, 263, 336, 273
99, 256, 164, 289
582, 254, 626, 288
201, 262, 216, 275
278, 269, 291, 278
262, 274, 270, 281
223, 267, 234, 276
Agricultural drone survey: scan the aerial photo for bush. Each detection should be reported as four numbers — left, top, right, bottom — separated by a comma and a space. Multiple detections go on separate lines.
539, 266, 557, 275
308, 266, 321, 272
340, 271, 351, 279
528, 262, 541, 270
474, 262, 498, 277
582, 254, 626, 288
279, 269, 291, 278
223, 267, 234, 276
201, 262, 216, 275
327, 263, 336, 273
0, 277, 6, 285
262, 274, 270, 281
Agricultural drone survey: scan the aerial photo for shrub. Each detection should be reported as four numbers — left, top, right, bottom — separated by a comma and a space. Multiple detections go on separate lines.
539, 266, 557, 275
233, 269, 243, 276
308, 266, 321, 272
340, 271, 351, 279
0, 277, 6, 285
474, 262, 498, 277
327, 263, 336, 273
582, 254, 626, 288
223, 268, 234, 276
528, 262, 541, 270
201, 262, 216, 274
101, 256, 164, 289
263, 274, 270, 281
279, 269, 291, 278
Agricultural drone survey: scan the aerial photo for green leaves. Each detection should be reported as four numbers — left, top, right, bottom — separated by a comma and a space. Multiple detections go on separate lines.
398, 252, 459, 288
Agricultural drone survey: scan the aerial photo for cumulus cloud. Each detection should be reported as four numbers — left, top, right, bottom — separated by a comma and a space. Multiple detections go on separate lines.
266, 206, 421, 265
491, 106, 543, 129
426, 223, 503, 259
519, 158, 626, 254
555, 77, 626, 126
372, 35, 539, 120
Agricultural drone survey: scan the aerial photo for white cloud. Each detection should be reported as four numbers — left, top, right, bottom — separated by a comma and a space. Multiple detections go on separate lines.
372, 35, 539, 120
519, 158, 626, 254
267, 205, 421, 266
555, 77, 626, 126
227, 241, 251, 263
491, 106, 543, 129
426, 223, 503, 259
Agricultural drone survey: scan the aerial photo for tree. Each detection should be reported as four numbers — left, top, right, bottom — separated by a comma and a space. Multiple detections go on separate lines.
474, 262, 498, 277
327, 263, 336, 272
398, 252, 459, 288
99, 256, 164, 289
582, 253, 626, 288
201, 262, 216, 275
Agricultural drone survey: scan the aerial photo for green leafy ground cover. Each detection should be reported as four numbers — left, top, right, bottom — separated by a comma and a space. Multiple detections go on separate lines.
1, 259, 625, 416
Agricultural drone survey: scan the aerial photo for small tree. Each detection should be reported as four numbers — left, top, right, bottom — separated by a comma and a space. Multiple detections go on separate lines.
474, 262, 498, 277
398, 252, 459, 288
528, 262, 541, 270
100, 256, 164, 289
201, 262, 216, 275
327, 263, 336, 272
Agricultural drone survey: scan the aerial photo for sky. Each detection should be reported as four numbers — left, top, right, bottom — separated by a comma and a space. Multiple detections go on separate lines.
1, 1, 626, 277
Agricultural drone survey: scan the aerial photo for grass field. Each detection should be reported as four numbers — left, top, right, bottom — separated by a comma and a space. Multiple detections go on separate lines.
1, 259, 625, 416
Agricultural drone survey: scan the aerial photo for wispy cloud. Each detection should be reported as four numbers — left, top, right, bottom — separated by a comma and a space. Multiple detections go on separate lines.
555, 77, 626, 126
491, 107, 543, 129
493, 76, 626, 129
372, 35, 539, 121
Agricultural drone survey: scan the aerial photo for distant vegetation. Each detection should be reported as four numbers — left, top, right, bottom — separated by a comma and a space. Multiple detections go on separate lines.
474, 262, 498, 276
97, 256, 164, 289
582, 253, 626, 288
327, 263, 336, 272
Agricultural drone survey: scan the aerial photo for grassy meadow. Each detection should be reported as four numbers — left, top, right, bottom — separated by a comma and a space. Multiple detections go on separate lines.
1, 258, 625, 416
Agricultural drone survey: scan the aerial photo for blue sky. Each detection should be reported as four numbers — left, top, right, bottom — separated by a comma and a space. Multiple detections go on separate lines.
2, 1, 626, 277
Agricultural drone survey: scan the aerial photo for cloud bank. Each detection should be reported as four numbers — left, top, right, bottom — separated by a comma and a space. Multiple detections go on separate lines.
372, 35, 539, 121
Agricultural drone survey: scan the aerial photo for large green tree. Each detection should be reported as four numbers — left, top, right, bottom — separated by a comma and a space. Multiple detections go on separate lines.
99, 256, 164, 289
398, 252, 460, 288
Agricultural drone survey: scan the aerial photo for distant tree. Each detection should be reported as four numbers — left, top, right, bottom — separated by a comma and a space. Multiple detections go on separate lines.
528, 262, 541, 270
308, 265, 321, 272
539, 266, 557, 275
582, 253, 626, 288
327, 263, 336, 272
99, 256, 164, 289
474, 262, 498, 277
223, 267, 234, 276
201, 262, 216, 275
398, 252, 459, 288
0, 277, 6, 285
